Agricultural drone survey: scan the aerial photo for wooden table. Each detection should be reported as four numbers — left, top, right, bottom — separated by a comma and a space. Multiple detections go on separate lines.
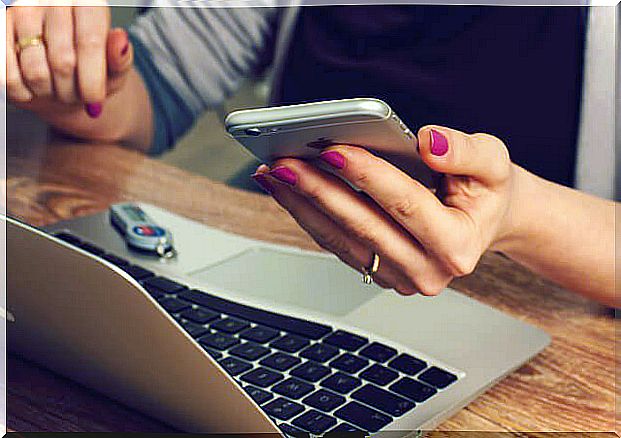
5, 114, 617, 435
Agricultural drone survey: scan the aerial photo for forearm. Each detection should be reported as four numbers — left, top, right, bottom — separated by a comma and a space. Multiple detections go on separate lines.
494, 165, 616, 307
21, 68, 153, 152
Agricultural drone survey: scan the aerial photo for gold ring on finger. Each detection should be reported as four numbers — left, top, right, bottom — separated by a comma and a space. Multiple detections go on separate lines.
16, 34, 44, 54
362, 252, 380, 285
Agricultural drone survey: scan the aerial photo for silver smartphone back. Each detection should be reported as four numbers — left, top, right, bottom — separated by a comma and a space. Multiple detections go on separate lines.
225, 98, 434, 186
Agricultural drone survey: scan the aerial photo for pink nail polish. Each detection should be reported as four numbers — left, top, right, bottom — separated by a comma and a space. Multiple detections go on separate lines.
430, 129, 449, 156
319, 150, 345, 169
118, 28, 130, 56
269, 167, 297, 186
85, 103, 103, 118
251, 173, 274, 194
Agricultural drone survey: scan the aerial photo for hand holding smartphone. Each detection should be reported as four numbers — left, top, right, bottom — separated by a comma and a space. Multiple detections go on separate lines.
225, 98, 436, 187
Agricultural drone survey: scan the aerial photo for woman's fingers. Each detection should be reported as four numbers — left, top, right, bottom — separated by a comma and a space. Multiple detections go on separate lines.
7, 4, 121, 112
45, 7, 78, 104
13, 6, 53, 98
5, 13, 33, 103
74, 5, 110, 105
7, 4, 114, 109
317, 145, 478, 276
252, 166, 411, 292
264, 160, 452, 295
418, 126, 512, 186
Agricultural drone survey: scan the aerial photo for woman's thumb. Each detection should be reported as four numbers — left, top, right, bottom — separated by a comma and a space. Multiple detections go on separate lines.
107, 28, 133, 76
417, 125, 511, 185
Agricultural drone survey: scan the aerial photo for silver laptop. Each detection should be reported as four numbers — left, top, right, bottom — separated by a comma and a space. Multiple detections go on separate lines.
5, 204, 549, 435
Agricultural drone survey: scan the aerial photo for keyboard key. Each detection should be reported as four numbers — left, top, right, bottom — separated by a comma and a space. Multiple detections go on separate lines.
303, 389, 345, 412
290, 361, 330, 382
320, 372, 361, 394
240, 367, 284, 388
198, 332, 240, 351
179, 320, 208, 338
292, 410, 337, 434
180, 307, 219, 324
330, 422, 363, 432
388, 354, 427, 376
102, 253, 129, 267
334, 402, 391, 433
211, 317, 250, 334
78, 242, 106, 256
260, 352, 301, 371
351, 384, 414, 417
177, 289, 332, 339
279, 423, 307, 436
229, 343, 271, 361
360, 364, 399, 386
330, 353, 368, 374
240, 325, 280, 343
273, 378, 314, 399
300, 343, 339, 363
418, 366, 458, 389
389, 377, 437, 403
142, 276, 187, 294
53, 231, 82, 246
123, 265, 154, 280
271, 335, 310, 353
219, 356, 253, 376
323, 330, 368, 351
204, 348, 223, 360
157, 297, 191, 313
263, 398, 304, 420
245, 385, 273, 405
359, 342, 397, 363
143, 286, 165, 300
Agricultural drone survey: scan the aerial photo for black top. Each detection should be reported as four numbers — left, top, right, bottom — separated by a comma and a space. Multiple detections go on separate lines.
275, 6, 587, 187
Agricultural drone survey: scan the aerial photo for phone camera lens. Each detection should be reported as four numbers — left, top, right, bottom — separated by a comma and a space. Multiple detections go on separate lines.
245, 128, 262, 136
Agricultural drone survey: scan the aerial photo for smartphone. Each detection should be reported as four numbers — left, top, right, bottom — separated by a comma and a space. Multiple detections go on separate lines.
225, 98, 435, 187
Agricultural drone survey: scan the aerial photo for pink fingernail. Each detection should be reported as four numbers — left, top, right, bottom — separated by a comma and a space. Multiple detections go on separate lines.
430, 129, 449, 156
319, 150, 346, 169
251, 173, 274, 194
85, 103, 103, 118
269, 166, 297, 186
118, 28, 130, 56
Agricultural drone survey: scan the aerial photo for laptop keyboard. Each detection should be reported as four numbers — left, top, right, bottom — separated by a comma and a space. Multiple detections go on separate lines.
52, 231, 460, 435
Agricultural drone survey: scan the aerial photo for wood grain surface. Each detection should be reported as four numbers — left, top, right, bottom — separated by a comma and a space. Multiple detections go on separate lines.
5, 117, 617, 435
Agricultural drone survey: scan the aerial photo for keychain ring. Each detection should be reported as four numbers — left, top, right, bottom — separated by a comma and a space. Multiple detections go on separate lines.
156, 240, 177, 259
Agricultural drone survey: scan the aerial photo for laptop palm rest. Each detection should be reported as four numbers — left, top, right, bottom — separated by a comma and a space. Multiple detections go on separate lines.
188, 248, 382, 317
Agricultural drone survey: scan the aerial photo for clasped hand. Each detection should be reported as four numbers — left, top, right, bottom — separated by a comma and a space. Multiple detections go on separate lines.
253, 126, 518, 296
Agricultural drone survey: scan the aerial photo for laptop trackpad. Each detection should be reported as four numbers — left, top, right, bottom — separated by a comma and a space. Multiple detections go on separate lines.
188, 248, 383, 317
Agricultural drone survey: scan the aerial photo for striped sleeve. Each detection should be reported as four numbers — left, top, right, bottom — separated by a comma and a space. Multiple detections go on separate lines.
128, 6, 279, 155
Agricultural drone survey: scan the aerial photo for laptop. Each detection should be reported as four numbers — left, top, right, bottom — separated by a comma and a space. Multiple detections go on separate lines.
5, 204, 550, 435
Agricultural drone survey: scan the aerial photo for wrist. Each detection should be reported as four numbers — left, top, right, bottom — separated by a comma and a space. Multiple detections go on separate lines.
490, 164, 545, 256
